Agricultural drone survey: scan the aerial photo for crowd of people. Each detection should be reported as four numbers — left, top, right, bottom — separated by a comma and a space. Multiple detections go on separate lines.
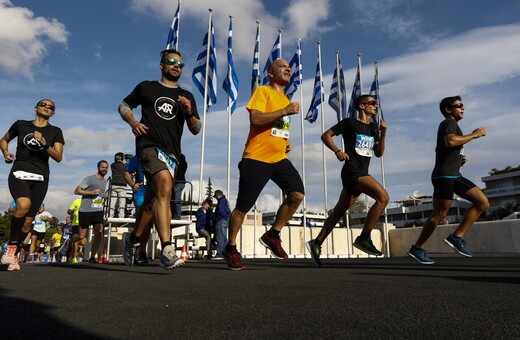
1, 48, 488, 271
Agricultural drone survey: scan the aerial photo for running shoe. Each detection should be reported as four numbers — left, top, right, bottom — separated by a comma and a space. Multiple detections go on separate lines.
1, 245, 17, 265
70, 257, 78, 264
223, 250, 246, 271
259, 232, 288, 259
444, 234, 473, 257
407, 245, 435, 265
136, 251, 148, 265
306, 239, 322, 267
8, 256, 20, 271
160, 245, 184, 270
353, 236, 383, 256
122, 232, 140, 266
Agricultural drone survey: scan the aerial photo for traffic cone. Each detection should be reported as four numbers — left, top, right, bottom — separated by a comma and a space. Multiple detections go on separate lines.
181, 245, 189, 263
101, 249, 107, 264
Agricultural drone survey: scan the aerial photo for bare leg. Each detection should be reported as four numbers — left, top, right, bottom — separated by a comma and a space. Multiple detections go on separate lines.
355, 176, 389, 234
90, 223, 103, 259
414, 199, 452, 248
316, 189, 357, 243
453, 187, 489, 237
228, 209, 247, 246
133, 189, 154, 238
271, 191, 304, 231
150, 170, 173, 244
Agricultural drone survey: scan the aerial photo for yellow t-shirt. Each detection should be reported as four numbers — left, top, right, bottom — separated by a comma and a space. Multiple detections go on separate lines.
69, 198, 81, 226
243, 86, 290, 163
51, 233, 61, 247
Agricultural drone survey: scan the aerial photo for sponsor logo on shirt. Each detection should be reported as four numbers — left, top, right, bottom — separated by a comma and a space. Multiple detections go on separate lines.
23, 133, 43, 151
154, 97, 178, 120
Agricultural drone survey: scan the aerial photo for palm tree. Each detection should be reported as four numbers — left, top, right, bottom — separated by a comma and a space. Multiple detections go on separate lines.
493, 201, 520, 219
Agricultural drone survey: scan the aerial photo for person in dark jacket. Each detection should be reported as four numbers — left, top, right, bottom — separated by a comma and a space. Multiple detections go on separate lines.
195, 198, 213, 259
213, 190, 231, 259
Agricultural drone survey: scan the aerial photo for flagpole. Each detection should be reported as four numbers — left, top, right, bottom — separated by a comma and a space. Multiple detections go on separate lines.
296, 38, 307, 256
198, 8, 212, 203
278, 29, 284, 207
175, 0, 181, 50
374, 61, 390, 257
317, 42, 328, 216
226, 15, 233, 199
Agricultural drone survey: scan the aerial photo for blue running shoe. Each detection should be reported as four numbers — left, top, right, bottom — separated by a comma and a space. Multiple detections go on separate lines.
407, 245, 435, 265
444, 234, 473, 257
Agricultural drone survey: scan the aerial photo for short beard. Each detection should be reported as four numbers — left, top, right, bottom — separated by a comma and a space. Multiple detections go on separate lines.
164, 72, 180, 82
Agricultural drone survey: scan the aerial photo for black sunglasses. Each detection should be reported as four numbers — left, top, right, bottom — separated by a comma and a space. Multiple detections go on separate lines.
37, 102, 55, 111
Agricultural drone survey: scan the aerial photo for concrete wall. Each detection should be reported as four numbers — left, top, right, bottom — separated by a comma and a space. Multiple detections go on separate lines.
389, 220, 520, 257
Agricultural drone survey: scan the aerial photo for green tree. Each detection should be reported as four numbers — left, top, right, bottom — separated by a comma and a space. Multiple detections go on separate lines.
205, 177, 213, 200
0, 211, 10, 243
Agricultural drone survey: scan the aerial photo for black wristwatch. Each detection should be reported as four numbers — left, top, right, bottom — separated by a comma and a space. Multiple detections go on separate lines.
43, 144, 50, 150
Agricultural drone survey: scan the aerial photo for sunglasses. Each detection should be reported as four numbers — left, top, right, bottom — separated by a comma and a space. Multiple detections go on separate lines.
364, 100, 377, 106
164, 58, 185, 69
37, 102, 55, 111
450, 103, 464, 109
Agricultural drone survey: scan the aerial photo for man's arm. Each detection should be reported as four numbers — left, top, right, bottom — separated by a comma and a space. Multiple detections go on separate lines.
249, 102, 300, 129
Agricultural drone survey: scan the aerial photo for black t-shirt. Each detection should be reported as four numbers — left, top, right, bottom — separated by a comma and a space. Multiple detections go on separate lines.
9, 120, 65, 180
110, 161, 127, 186
432, 118, 463, 178
330, 117, 379, 174
123, 81, 199, 160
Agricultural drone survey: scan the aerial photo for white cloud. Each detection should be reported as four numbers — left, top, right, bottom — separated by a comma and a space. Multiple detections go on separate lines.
0, 0, 69, 79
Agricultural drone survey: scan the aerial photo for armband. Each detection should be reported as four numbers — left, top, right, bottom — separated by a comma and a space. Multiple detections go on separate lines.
334, 150, 341, 154
43, 144, 50, 150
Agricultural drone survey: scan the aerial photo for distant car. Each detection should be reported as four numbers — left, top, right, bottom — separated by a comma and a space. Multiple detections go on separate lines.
503, 212, 520, 220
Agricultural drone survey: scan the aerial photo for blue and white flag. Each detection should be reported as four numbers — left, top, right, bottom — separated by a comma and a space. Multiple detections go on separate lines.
251, 22, 260, 95
165, 1, 180, 50
284, 39, 302, 100
347, 61, 361, 118
192, 15, 217, 108
222, 17, 239, 114
369, 63, 384, 125
329, 54, 347, 122
261, 32, 281, 85
305, 58, 324, 123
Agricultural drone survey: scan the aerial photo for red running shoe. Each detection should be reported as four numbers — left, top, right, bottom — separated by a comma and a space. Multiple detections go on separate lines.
259, 232, 288, 259
223, 250, 246, 271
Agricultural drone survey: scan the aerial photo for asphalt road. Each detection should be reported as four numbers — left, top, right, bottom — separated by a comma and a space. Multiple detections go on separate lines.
1, 256, 519, 339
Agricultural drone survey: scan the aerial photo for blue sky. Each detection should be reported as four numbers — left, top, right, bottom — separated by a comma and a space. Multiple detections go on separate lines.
1, 0, 520, 221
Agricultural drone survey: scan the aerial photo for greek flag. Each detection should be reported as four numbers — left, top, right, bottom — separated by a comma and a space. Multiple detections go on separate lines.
251, 23, 260, 95
369, 63, 384, 125
261, 32, 281, 85
192, 16, 217, 108
347, 61, 361, 118
328, 55, 347, 122
305, 59, 324, 123
165, 1, 180, 50
223, 17, 239, 114
284, 40, 302, 100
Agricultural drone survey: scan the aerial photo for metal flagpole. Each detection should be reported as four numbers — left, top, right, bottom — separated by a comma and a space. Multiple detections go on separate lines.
278, 29, 284, 207
296, 38, 307, 257
374, 61, 390, 257
198, 9, 212, 203
175, 0, 180, 50
226, 15, 233, 199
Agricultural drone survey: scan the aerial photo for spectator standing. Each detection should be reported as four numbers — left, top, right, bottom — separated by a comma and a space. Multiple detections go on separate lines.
110, 152, 128, 218
195, 199, 214, 259
213, 190, 230, 260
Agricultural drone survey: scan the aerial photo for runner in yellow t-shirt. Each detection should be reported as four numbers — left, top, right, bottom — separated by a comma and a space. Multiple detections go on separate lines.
222, 59, 305, 270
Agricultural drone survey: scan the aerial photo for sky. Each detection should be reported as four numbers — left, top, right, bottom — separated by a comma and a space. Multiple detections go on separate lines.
1, 0, 520, 221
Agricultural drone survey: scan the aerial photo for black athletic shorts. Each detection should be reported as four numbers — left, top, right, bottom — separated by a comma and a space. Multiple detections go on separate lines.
340, 165, 369, 197
78, 211, 104, 229
32, 231, 45, 241
138, 147, 173, 178
72, 225, 80, 235
432, 176, 476, 200
235, 158, 304, 212
8, 172, 49, 218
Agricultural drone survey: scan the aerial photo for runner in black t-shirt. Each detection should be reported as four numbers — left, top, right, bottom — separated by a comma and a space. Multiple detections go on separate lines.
408, 95, 488, 265
306, 94, 389, 266
118, 49, 200, 269
0, 99, 65, 271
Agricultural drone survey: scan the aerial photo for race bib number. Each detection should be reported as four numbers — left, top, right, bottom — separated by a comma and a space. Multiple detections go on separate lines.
91, 195, 103, 208
156, 148, 177, 179
355, 134, 375, 157
271, 116, 291, 139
